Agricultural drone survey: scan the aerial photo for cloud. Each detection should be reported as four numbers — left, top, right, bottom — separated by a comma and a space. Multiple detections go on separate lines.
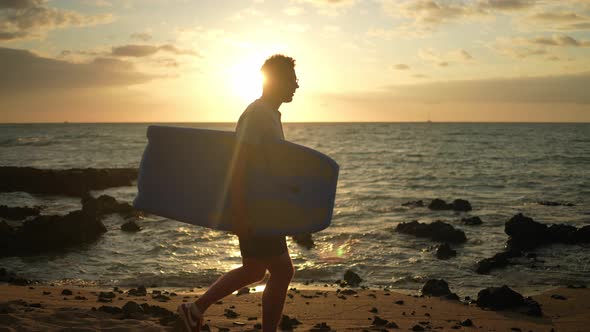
493, 37, 548, 58
438, 61, 449, 67
477, 0, 535, 11
392, 63, 410, 70
130, 32, 152, 41
0, 47, 157, 92
379, 0, 539, 35
0, 0, 113, 41
530, 34, 590, 47
385, 71, 590, 103
526, 11, 590, 31
111, 44, 200, 57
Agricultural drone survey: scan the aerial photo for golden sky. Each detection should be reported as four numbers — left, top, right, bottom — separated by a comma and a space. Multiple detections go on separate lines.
1, 0, 590, 122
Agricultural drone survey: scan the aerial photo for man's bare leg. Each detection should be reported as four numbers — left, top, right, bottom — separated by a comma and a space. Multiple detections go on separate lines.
262, 251, 294, 332
194, 257, 267, 314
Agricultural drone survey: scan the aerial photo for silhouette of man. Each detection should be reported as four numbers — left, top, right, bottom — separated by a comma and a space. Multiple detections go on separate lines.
178, 54, 299, 332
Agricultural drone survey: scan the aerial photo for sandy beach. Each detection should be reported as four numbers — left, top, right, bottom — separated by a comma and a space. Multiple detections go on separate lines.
1, 283, 589, 331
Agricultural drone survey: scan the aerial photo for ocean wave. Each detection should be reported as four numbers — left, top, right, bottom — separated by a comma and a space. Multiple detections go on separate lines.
0, 137, 55, 147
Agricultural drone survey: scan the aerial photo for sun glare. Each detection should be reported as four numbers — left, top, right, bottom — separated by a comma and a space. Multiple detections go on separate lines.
229, 59, 264, 103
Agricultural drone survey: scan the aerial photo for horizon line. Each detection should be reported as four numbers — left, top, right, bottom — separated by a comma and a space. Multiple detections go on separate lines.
0, 121, 589, 125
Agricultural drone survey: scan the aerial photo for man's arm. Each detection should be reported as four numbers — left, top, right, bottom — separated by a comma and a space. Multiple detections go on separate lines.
229, 142, 250, 237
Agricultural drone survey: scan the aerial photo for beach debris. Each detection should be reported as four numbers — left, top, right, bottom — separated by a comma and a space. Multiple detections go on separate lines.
291, 233, 315, 249
551, 294, 567, 300
0, 205, 40, 220
395, 220, 467, 244
279, 314, 302, 330
402, 200, 424, 208
434, 243, 457, 259
461, 216, 482, 225
371, 315, 389, 326
224, 308, 239, 318
476, 285, 543, 316
310, 322, 332, 331
74, 295, 87, 300
421, 279, 457, 299
121, 220, 141, 232
0, 166, 138, 197
428, 198, 472, 212
537, 201, 575, 207
343, 269, 363, 287
237, 287, 250, 296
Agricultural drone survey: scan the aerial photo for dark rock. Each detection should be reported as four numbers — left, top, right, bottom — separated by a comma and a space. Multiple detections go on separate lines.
224, 308, 239, 318
537, 201, 575, 207
61, 289, 73, 296
421, 279, 452, 297
291, 233, 314, 249
452, 199, 472, 212
476, 285, 543, 316
122, 301, 144, 314
343, 270, 362, 287
475, 250, 522, 274
444, 293, 460, 301
311, 322, 332, 331
523, 297, 543, 317
152, 294, 170, 302
394, 300, 404, 305
0, 209, 107, 257
0, 166, 138, 197
412, 325, 425, 331
82, 194, 140, 219
435, 243, 457, 259
128, 285, 147, 297
428, 199, 472, 211
547, 224, 577, 244
386, 321, 399, 328
461, 216, 482, 225
74, 296, 87, 300
121, 220, 142, 232
402, 200, 424, 207
236, 287, 250, 296
371, 316, 388, 326
428, 199, 452, 210
395, 220, 467, 244
369, 307, 378, 313
476, 285, 523, 309
460, 319, 473, 326
505, 213, 548, 250
279, 315, 301, 330
0, 205, 40, 220
550, 294, 567, 300
98, 305, 123, 314
575, 225, 590, 243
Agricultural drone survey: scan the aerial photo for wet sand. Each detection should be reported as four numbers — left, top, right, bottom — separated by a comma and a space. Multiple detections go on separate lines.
1, 283, 589, 331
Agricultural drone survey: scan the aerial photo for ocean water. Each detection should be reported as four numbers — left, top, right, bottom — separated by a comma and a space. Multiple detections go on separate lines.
0, 122, 589, 297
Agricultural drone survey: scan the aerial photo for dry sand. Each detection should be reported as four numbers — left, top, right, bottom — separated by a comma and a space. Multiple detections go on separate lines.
1, 283, 589, 331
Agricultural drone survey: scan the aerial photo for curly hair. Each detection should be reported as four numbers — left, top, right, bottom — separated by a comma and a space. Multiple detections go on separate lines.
260, 54, 296, 81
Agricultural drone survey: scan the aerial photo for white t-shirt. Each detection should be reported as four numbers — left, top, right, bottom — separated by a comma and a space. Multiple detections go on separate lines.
235, 98, 284, 144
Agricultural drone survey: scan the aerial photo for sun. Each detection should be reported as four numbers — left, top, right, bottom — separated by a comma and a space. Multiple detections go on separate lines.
229, 58, 264, 103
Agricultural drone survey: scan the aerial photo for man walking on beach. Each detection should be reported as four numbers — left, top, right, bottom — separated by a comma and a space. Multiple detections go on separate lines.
177, 54, 300, 332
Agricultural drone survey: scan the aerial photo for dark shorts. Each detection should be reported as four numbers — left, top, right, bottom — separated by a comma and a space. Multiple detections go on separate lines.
238, 235, 288, 259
